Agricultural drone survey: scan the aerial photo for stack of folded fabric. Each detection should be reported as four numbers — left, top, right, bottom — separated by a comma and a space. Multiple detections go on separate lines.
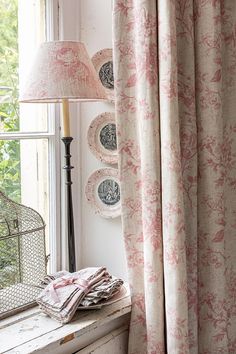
37, 267, 123, 324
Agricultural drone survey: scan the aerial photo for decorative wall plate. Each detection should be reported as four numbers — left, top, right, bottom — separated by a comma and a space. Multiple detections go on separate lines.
87, 112, 117, 164
91, 48, 114, 102
85, 168, 121, 218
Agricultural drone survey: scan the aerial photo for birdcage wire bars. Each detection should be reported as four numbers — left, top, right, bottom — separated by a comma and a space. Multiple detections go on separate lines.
0, 190, 47, 319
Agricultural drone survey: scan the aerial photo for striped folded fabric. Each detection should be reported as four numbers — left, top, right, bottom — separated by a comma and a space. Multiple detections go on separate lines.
80, 277, 123, 307
37, 267, 123, 323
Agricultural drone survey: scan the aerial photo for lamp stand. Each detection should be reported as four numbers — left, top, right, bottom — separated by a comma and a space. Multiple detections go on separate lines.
61, 136, 76, 273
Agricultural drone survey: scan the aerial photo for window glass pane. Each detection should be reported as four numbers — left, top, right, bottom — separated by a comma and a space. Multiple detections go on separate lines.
0, 139, 49, 256
0, 139, 20, 201
0, 0, 47, 133
0, 0, 19, 133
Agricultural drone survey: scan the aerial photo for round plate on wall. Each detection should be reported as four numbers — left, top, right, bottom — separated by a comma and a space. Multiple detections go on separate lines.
85, 168, 121, 219
87, 112, 118, 164
91, 48, 114, 102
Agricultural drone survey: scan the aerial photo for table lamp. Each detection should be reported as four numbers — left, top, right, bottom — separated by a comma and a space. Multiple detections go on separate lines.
20, 41, 107, 272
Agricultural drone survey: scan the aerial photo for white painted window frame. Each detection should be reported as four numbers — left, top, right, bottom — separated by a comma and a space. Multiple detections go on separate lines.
0, 0, 61, 272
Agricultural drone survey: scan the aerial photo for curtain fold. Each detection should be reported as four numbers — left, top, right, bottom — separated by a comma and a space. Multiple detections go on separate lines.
113, 0, 236, 353
113, 1, 165, 352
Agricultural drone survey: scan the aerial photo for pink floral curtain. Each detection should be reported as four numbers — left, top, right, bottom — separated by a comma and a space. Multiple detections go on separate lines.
113, 1, 236, 353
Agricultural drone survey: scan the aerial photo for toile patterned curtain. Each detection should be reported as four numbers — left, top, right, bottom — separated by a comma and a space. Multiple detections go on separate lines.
113, 1, 236, 353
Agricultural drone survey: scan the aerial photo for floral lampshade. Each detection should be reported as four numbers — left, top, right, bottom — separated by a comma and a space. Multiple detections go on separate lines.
19, 41, 107, 103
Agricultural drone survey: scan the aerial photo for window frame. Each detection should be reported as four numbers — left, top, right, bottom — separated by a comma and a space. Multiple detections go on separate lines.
0, 0, 61, 272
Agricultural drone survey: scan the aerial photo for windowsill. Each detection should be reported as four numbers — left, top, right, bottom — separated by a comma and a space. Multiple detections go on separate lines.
0, 283, 131, 354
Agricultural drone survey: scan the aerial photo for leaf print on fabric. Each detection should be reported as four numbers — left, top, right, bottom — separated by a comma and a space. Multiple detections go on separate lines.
113, 0, 236, 353
212, 229, 224, 242
211, 69, 222, 82
126, 73, 137, 88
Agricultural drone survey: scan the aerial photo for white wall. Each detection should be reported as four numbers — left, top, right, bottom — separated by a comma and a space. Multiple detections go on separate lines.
60, 0, 127, 280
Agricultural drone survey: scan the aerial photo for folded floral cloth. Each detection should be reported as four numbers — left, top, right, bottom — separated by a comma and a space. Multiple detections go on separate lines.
37, 267, 110, 323
80, 277, 124, 307
40, 270, 69, 287
40, 270, 124, 307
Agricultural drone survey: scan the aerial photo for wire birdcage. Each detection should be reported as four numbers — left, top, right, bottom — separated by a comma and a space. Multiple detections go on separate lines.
0, 190, 46, 319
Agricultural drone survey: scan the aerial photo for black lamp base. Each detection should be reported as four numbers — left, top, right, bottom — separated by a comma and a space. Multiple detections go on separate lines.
61, 136, 76, 273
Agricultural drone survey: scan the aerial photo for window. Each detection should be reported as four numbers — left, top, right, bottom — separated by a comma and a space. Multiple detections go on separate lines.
0, 0, 60, 280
